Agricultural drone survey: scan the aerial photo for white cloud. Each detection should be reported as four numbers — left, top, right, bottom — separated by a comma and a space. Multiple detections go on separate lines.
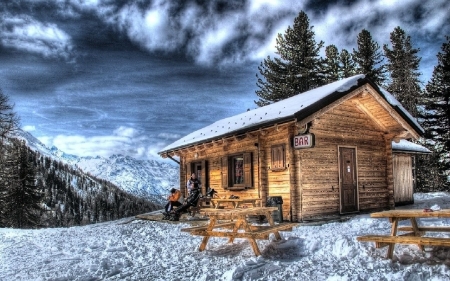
22, 125, 36, 132
113, 126, 138, 138
248, 0, 285, 13
42, 126, 170, 160
116, 0, 185, 53
0, 14, 74, 60
158, 133, 180, 140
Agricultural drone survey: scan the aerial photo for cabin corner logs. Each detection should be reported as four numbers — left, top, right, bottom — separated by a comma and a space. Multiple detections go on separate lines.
168, 84, 419, 222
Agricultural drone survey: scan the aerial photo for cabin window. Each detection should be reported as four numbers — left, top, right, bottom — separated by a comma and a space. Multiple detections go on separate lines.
222, 153, 253, 189
271, 144, 286, 171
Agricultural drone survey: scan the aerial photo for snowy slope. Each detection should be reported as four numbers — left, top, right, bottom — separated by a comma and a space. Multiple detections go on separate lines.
72, 155, 179, 202
1, 192, 450, 280
14, 130, 179, 203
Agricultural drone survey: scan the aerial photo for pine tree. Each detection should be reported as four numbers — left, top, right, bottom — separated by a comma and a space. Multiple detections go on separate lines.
383, 26, 422, 117
255, 11, 324, 106
416, 149, 448, 191
340, 49, 357, 78
419, 36, 450, 188
323, 45, 340, 83
3, 140, 43, 228
352, 29, 386, 85
0, 90, 20, 227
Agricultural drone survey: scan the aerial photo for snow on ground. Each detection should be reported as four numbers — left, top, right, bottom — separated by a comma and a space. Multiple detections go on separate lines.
2, 193, 450, 281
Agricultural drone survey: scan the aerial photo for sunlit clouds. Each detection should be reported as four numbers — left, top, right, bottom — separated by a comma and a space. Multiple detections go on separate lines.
2, 0, 449, 161
22, 125, 36, 132
0, 13, 74, 60
42, 126, 167, 159
1, 0, 448, 72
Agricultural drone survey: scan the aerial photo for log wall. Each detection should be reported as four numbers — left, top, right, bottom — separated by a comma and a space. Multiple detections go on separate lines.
179, 124, 295, 220
176, 94, 397, 222
298, 99, 391, 220
180, 136, 261, 201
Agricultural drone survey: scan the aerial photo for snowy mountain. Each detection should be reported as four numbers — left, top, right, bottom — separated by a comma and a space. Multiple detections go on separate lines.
15, 130, 179, 204
72, 155, 179, 204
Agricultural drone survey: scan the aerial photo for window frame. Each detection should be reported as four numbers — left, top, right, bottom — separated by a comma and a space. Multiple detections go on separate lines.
222, 152, 253, 190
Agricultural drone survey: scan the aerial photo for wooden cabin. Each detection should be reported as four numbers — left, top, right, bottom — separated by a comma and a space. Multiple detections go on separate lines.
392, 140, 430, 206
159, 75, 424, 221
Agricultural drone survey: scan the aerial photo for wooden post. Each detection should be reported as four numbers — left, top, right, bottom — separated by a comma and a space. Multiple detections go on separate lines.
385, 135, 395, 209
387, 218, 398, 259
259, 134, 268, 206
288, 124, 298, 222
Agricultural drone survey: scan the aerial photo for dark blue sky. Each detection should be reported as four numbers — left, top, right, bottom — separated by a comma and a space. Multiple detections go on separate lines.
0, 0, 449, 160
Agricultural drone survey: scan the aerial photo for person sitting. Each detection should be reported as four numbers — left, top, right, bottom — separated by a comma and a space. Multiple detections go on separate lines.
164, 188, 182, 213
186, 173, 201, 195
169, 186, 201, 221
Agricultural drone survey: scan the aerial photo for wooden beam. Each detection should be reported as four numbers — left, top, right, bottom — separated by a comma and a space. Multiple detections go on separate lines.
353, 99, 388, 132
297, 87, 365, 127
365, 86, 420, 139
167, 155, 180, 165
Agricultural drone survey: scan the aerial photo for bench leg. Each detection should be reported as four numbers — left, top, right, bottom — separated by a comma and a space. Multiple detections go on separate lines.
272, 230, 282, 241
387, 218, 399, 259
247, 238, 261, 256
199, 236, 210, 251
410, 218, 425, 251
228, 219, 244, 243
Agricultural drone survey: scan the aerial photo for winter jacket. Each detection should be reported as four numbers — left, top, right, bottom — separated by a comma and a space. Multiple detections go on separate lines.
186, 177, 201, 193
168, 190, 181, 202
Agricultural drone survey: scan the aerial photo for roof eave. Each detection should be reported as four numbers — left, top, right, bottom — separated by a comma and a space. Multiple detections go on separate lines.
362, 78, 425, 137
158, 115, 297, 156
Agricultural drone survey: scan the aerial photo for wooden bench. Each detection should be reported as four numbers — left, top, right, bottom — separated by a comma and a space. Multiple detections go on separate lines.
397, 226, 450, 233
210, 198, 262, 209
180, 207, 297, 256
360, 209, 450, 259
187, 197, 211, 217
357, 235, 450, 248
182, 222, 298, 239
180, 221, 236, 232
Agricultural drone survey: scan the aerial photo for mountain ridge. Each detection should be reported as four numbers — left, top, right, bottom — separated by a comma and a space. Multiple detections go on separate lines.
15, 130, 180, 204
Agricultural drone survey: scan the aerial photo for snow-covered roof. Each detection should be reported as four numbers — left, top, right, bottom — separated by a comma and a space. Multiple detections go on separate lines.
159, 74, 424, 154
378, 88, 424, 135
392, 139, 431, 154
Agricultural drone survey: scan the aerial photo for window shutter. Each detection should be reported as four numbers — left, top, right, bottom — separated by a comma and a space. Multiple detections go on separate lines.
221, 156, 228, 188
271, 145, 285, 169
271, 147, 277, 169
243, 152, 252, 188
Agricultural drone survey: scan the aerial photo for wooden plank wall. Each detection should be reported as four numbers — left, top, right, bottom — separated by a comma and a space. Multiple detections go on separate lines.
181, 136, 260, 201
179, 125, 295, 220
261, 126, 292, 221
298, 99, 391, 220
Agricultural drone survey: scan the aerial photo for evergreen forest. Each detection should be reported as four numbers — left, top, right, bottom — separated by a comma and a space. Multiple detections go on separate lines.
0, 103, 160, 228
255, 11, 450, 192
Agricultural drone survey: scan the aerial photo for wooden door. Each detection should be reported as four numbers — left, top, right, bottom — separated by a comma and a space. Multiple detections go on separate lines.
393, 155, 414, 204
190, 161, 208, 195
339, 147, 358, 213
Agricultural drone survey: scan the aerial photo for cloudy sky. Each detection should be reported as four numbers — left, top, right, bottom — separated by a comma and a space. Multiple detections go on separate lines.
0, 0, 449, 161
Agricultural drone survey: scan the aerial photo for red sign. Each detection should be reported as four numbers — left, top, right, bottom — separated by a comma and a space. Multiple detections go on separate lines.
293, 134, 314, 149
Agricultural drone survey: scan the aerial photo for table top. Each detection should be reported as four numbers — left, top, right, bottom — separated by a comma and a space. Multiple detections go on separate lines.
371, 209, 450, 219
200, 206, 278, 217
211, 198, 262, 202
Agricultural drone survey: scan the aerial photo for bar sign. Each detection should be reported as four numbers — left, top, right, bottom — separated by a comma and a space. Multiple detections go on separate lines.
293, 133, 314, 149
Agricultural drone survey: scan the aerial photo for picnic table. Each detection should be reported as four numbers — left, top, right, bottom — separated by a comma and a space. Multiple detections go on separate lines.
357, 209, 450, 259
210, 198, 262, 209
181, 207, 297, 256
